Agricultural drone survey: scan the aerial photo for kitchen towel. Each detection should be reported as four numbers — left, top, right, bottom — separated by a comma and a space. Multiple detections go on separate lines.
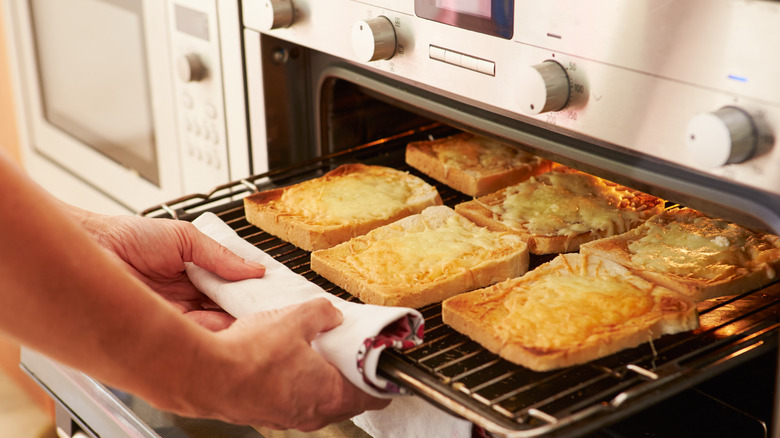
352, 395, 475, 438
185, 212, 425, 397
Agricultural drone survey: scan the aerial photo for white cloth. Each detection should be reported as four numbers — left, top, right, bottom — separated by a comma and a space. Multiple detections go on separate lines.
187, 212, 472, 437
186, 212, 424, 397
352, 396, 473, 438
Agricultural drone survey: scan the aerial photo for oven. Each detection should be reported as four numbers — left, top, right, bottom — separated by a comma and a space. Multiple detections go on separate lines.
12, 0, 780, 437
3, 0, 250, 213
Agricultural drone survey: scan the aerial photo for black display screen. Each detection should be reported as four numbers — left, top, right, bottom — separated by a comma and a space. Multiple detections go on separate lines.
416, 0, 513, 39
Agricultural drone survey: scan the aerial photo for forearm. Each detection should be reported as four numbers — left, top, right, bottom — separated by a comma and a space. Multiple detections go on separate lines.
0, 154, 388, 428
0, 156, 208, 412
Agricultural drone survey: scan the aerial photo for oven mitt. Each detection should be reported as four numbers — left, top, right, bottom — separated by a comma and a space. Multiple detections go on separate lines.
185, 212, 425, 398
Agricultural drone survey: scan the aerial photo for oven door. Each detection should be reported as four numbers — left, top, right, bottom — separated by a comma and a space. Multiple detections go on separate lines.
9, 0, 182, 212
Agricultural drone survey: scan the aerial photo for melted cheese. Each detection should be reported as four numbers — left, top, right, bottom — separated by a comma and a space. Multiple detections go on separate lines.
433, 136, 538, 173
490, 172, 644, 237
499, 269, 655, 349
628, 215, 778, 280
279, 170, 414, 226
347, 215, 506, 285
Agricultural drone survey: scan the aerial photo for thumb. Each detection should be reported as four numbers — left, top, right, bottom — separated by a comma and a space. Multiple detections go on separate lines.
287, 298, 345, 343
225, 298, 344, 343
180, 222, 266, 280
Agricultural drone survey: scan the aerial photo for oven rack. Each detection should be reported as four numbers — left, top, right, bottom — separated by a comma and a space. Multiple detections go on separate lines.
142, 127, 780, 437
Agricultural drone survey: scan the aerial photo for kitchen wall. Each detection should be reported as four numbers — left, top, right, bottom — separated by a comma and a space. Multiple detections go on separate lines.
1, 4, 20, 165
0, 4, 55, 417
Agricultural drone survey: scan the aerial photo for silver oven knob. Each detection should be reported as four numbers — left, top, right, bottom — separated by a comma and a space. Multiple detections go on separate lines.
517, 60, 571, 115
686, 106, 758, 168
176, 53, 206, 82
351, 16, 397, 62
257, 0, 294, 30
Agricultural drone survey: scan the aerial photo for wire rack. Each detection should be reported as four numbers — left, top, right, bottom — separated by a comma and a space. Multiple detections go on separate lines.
142, 125, 780, 437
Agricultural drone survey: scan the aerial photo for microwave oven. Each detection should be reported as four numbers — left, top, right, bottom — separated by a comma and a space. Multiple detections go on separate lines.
4, 0, 252, 213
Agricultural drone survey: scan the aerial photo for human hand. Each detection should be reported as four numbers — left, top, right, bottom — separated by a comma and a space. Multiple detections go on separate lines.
90, 215, 266, 330
185, 298, 390, 430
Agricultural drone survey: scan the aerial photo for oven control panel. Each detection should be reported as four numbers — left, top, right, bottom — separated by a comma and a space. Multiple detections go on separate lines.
242, 0, 780, 198
168, 0, 230, 194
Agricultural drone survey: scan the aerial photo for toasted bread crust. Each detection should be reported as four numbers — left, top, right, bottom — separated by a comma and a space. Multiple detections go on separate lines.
310, 205, 529, 308
454, 168, 664, 254
442, 254, 699, 371
405, 133, 552, 197
580, 208, 780, 301
243, 163, 442, 251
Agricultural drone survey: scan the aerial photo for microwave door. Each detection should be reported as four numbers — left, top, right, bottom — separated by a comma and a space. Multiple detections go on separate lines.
18, 0, 182, 211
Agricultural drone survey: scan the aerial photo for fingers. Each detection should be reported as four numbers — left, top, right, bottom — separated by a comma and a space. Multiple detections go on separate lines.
295, 376, 391, 432
184, 310, 236, 331
178, 222, 266, 281
231, 298, 343, 343
206, 298, 389, 430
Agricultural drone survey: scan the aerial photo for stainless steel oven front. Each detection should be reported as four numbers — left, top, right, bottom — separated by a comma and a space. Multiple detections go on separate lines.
242, 0, 780, 232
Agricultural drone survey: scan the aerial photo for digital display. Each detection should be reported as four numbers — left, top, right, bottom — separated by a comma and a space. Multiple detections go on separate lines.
175, 4, 209, 41
417, 0, 513, 39
436, 0, 492, 19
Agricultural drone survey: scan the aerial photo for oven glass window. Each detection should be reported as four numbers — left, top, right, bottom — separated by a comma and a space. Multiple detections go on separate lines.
30, 0, 160, 186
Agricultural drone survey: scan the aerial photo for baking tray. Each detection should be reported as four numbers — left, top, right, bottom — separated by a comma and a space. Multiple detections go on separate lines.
142, 125, 780, 437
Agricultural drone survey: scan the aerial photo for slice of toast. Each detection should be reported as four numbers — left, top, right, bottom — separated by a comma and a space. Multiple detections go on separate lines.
442, 253, 699, 372
454, 167, 664, 254
579, 208, 780, 302
243, 164, 442, 251
310, 205, 529, 308
405, 132, 552, 197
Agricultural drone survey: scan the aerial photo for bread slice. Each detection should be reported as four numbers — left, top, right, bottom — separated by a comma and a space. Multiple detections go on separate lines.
405, 132, 552, 197
310, 205, 529, 308
243, 163, 442, 251
579, 208, 780, 302
454, 167, 664, 254
442, 253, 699, 372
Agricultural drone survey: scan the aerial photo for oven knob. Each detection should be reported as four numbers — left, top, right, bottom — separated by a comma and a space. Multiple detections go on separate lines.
517, 60, 571, 115
257, 0, 294, 30
351, 16, 397, 62
176, 53, 206, 83
686, 106, 758, 167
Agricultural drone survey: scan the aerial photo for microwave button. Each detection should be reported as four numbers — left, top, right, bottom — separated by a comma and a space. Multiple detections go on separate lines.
204, 103, 218, 119
180, 92, 194, 109
177, 53, 207, 82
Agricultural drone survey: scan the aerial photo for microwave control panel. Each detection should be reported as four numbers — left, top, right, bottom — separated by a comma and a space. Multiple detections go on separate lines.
168, 0, 230, 194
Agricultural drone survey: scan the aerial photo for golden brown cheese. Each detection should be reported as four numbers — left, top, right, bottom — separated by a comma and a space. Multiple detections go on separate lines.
279, 170, 414, 225
628, 215, 779, 281
496, 266, 655, 349
343, 214, 509, 285
489, 172, 644, 237
433, 136, 540, 174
